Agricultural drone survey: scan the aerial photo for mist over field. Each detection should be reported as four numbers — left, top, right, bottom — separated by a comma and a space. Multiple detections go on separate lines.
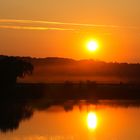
17, 57, 140, 83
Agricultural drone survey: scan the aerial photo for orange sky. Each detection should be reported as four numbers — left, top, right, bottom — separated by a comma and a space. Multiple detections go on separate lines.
0, 0, 140, 62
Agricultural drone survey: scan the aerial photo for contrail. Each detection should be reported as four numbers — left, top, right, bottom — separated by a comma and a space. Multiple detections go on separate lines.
0, 25, 75, 31
0, 19, 119, 28
0, 19, 139, 30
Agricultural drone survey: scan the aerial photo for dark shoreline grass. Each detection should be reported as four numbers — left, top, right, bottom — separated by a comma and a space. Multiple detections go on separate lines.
5, 82, 140, 100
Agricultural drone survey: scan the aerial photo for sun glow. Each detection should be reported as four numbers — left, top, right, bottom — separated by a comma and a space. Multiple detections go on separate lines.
87, 112, 97, 129
87, 40, 99, 52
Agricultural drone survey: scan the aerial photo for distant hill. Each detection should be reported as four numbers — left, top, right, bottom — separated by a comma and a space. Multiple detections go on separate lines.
1, 55, 140, 83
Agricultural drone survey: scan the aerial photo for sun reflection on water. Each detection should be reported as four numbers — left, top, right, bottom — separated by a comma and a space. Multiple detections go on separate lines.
87, 112, 97, 130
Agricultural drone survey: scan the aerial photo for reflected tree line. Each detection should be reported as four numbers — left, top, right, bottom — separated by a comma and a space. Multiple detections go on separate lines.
0, 98, 140, 133
0, 100, 33, 132
0, 99, 140, 133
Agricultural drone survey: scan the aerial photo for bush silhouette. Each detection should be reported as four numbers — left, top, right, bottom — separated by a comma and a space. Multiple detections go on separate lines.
0, 56, 33, 86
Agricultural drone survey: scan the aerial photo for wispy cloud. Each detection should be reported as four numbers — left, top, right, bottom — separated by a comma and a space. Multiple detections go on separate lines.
0, 19, 139, 31
0, 19, 119, 28
0, 25, 75, 31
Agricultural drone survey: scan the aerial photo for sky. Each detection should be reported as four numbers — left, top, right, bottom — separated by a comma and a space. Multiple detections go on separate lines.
0, 0, 140, 62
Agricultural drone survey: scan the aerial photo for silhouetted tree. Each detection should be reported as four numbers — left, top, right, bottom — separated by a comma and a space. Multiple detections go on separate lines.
0, 56, 34, 86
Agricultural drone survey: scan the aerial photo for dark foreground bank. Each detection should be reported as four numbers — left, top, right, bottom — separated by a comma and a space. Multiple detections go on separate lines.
1, 83, 140, 100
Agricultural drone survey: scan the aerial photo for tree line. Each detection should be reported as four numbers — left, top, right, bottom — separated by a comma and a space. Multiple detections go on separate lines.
0, 55, 33, 86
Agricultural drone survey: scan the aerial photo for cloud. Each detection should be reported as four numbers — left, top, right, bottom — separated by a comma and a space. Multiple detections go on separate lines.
0, 19, 139, 31
0, 25, 75, 31
0, 19, 119, 28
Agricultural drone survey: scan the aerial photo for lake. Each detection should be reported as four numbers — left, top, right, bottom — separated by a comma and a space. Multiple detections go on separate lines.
0, 99, 140, 140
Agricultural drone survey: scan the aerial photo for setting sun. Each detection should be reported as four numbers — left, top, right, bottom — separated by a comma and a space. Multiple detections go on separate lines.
87, 41, 99, 52
87, 112, 97, 129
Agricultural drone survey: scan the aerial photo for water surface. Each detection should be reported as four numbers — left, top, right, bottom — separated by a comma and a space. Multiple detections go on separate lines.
0, 100, 140, 140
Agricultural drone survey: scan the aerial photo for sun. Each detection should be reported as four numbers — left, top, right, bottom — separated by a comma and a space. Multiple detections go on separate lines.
87, 112, 97, 129
87, 40, 99, 52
